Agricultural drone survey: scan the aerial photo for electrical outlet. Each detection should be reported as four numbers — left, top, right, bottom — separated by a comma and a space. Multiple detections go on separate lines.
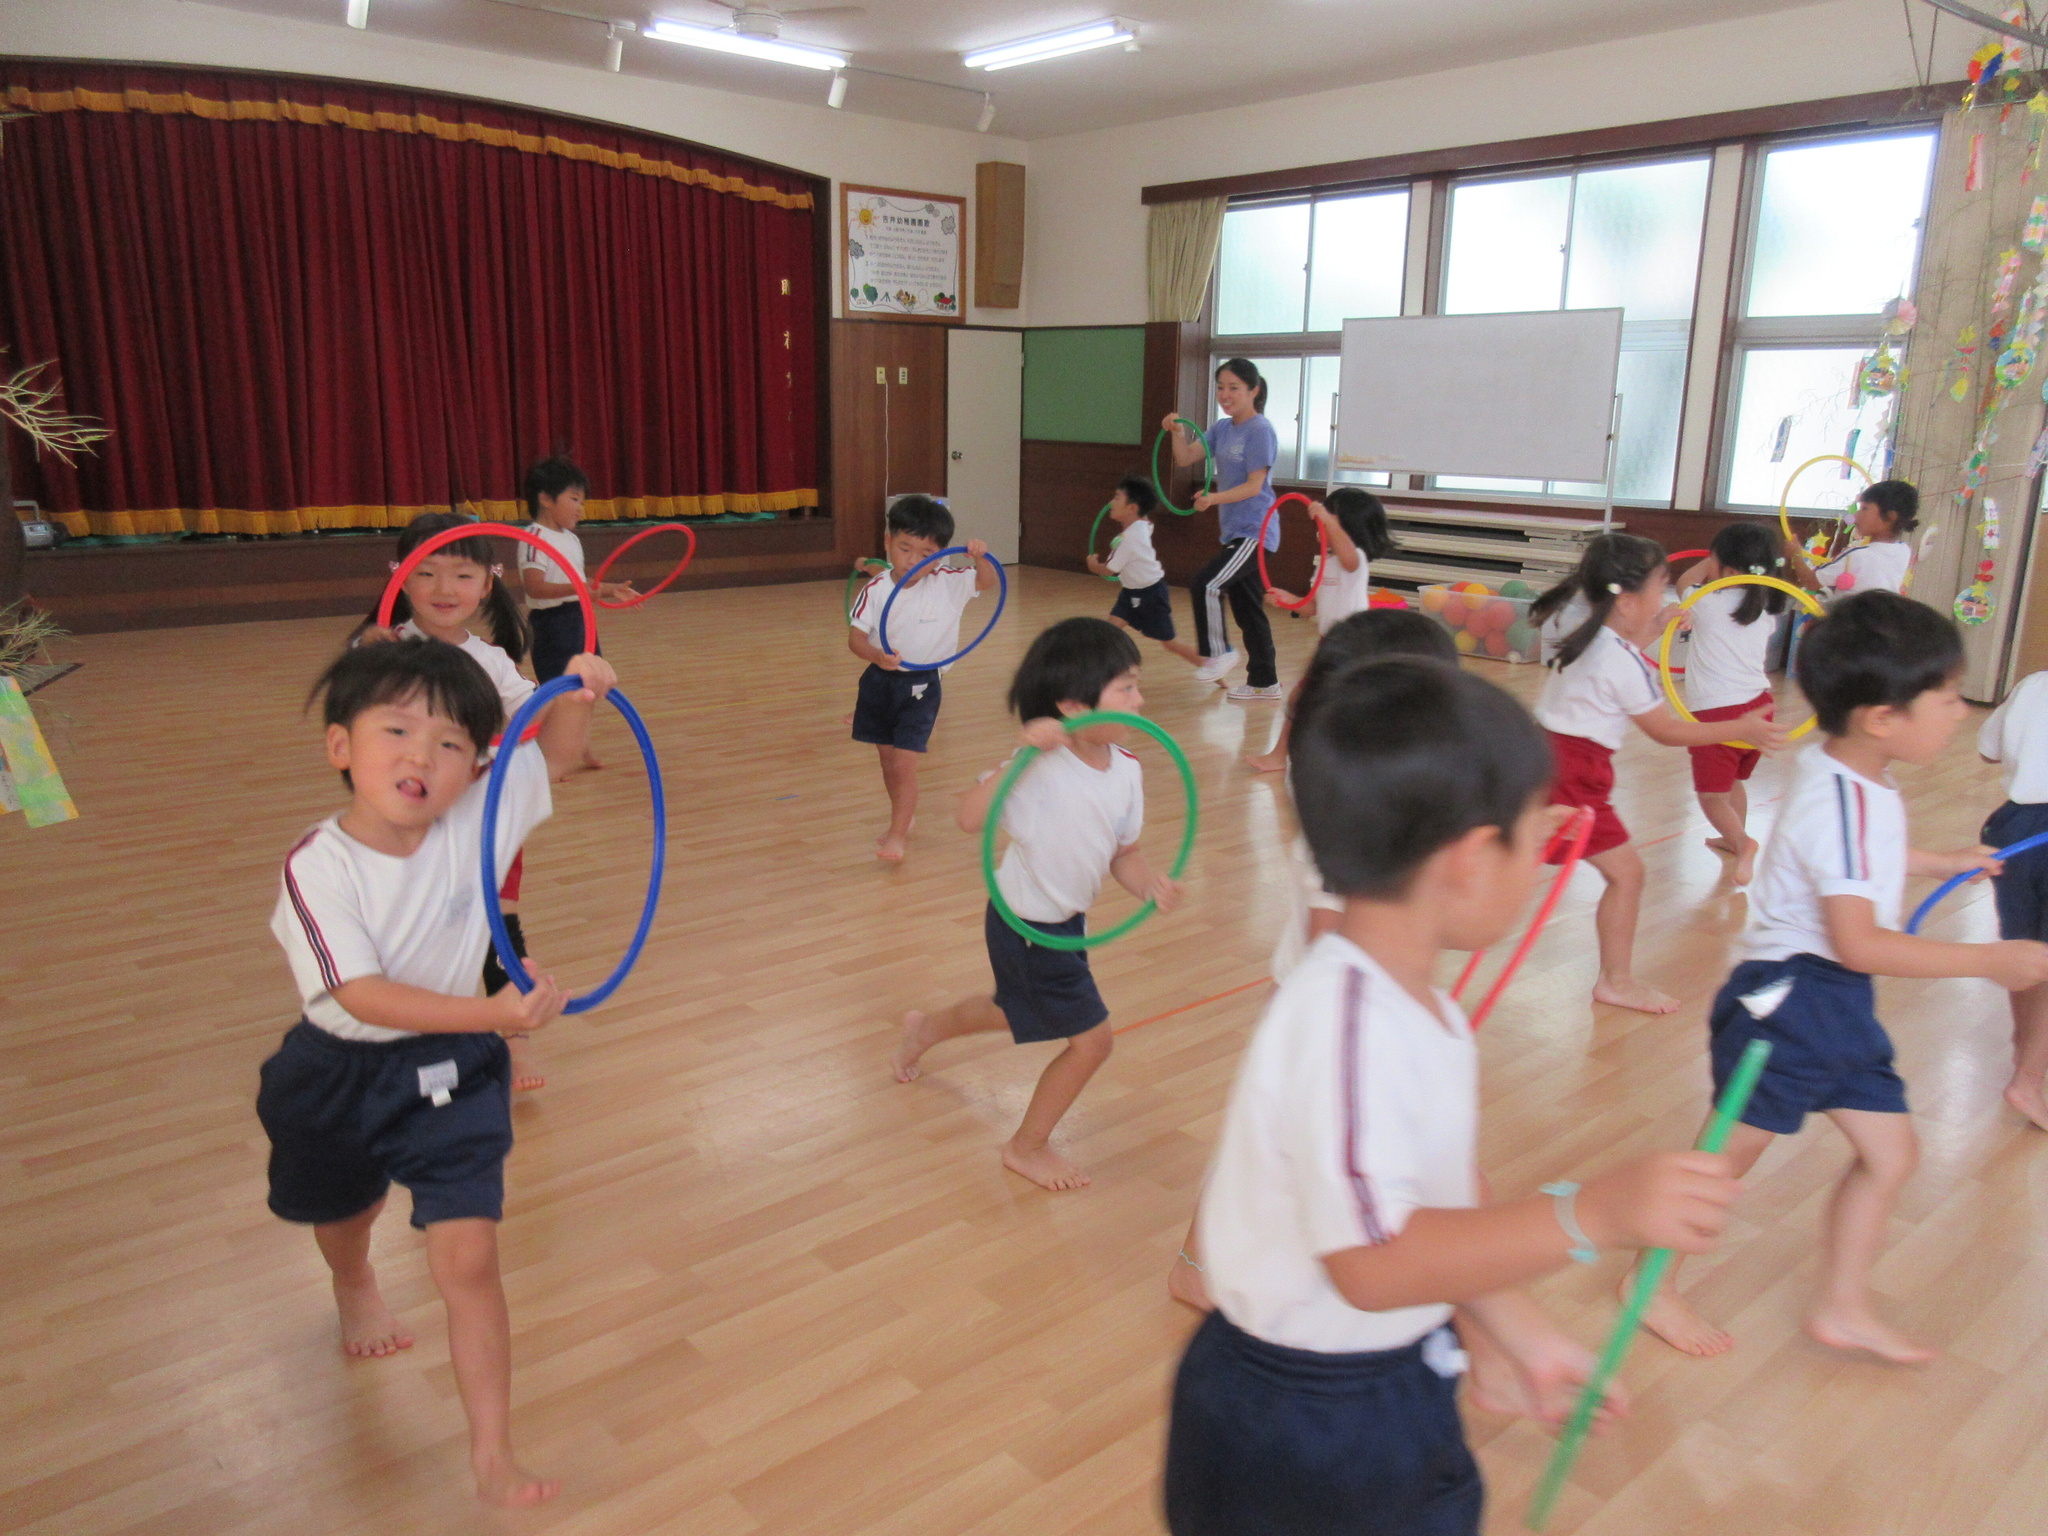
898, 367, 908, 384
875, 367, 886, 384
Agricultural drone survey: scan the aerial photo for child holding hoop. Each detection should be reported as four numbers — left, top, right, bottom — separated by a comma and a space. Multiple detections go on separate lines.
1530, 535, 1785, 1015
517, 457, 638, 773
1087, 476, 1202, 669
1975, 663, 2048, 1130
1783, 479, 1918, 598
891, 618, 1181, 1191
847, 495, 998, 863
1672, 523, 1792, 887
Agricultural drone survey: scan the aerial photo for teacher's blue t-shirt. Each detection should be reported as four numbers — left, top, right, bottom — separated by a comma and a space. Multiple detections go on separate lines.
1206, 413, 1280, 549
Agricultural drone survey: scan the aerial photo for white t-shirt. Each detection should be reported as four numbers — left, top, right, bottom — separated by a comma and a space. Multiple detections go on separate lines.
1532, 625, 1662, 750
1106, 517, 1165, 590
994, 742, 1144, 924
271, 743, 553, 1042
1272, 832, 1343, 982
1682, 588, 1775, 713
1315, 550, 1374, 636
849, 565, 982, 671
397, 622, 535, 716
1979, 670, 2048, 804
517, 522, 586, 610
1198, 934, 1477, 1354
1742, 743, 1906, 965
1815, 540, 1910, 598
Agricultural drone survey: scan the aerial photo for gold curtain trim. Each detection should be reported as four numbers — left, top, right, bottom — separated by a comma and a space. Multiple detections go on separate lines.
21, 492, 819, 539
2, 84, 815, 210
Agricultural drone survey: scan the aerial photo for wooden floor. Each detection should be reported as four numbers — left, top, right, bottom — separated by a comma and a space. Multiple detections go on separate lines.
4, 568, 2044, 1535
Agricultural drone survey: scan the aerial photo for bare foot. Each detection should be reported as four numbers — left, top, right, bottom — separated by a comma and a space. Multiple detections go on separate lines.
1002, 1139, 1091, 1191
473, 1451, 561, 1508
1730, 837, 1760, 887
2005, 1074, 2048, 1131
876, 832, 909, 863
507, 1034, 545, 1093
1806, 1307, 1936, 1365
1245, 750, 1286, 773
1593, 976, 1681, 1015
892, 1010, 934, 1082
335, 1275, 414, 1358
1167, 1254, 1213, 1312
1635, 1279, 1733, 1357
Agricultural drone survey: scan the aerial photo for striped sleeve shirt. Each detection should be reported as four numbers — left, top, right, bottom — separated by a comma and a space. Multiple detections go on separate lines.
1742, 743, 1907, 966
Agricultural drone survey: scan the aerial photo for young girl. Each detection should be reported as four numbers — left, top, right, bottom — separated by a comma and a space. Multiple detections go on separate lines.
1784, 478, 1918, 598
1530, 534, 1785, 1015
517, 457, 638, 772
1249, 489, 1399, 772
1672, 523, 1791, 887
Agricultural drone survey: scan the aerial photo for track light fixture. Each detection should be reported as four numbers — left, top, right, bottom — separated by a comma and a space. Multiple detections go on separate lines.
604, 23, 626, 71
976, 93, 995, 132
345, 0, 368, 29
828, 70, 848, 108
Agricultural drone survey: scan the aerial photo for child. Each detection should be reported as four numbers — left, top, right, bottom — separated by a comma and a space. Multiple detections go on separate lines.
1634, 590, 2048, 1364
516, 456, 638, 771
1672, 522, 1791, 886
1530, 534, 1785, 1014
891, 617, 1180, 1190
1086, 475, 1202, 669
847, 494, 998, 862
1784, 478, 1918, 598
1249, 488, 1398, 772
260, 637, 614, 1505
1165, 656, 1742, 1534
1977, 665, 2048, 1130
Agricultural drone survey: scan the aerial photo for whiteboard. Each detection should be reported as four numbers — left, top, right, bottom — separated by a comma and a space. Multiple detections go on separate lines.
1333, 310, 1623, 483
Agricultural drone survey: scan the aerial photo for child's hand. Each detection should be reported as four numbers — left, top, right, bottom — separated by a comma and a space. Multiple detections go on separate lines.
562, 653, 617, 700
1941, 844, 2004, 881
876, 649, 904, 672
1577, 1150, 1739, 1255
1307, 500, 1333, 527
1149, 875, 1183, 913
1984, 939, 2048, 991
1264, 587, 1300, 608
599, 581, 640, 604
357, 625, 399, 646
1019, 717, 1068, 753
1734, 710, 1788, 753
965, 538, 989, 564
1192, 491, 1216, 512
1486, 1326, 1625, 1433
494, 972, 566, 1033
1086, 554, 1108, 574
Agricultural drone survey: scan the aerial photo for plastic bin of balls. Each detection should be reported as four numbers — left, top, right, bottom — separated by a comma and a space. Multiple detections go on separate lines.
1417, 581, 1541, 662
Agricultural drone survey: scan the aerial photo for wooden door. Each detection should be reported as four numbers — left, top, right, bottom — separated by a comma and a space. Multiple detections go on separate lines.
829, 321, 948, 562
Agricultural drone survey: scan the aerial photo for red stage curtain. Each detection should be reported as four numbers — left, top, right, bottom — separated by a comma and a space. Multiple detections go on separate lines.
0, 64, 819, 537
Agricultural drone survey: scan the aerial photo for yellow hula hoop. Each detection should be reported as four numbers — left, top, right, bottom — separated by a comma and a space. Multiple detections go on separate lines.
1777, 454, 1874, 557
1658, 574, 1826, 751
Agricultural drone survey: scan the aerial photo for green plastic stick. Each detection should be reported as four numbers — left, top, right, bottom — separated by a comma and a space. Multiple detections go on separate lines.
1525, 1037, 1772, 1532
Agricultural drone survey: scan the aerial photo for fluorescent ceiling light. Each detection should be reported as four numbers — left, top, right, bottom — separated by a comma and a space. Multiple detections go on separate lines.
962, 18, 1135, 71
645, 19, 846, 70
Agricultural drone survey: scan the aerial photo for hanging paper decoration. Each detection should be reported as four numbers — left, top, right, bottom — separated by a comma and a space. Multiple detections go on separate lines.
2027, 198, 2048, 253
1883, 296, 1919, 335
1968, 42, 2006, 107
1946, 324, 1980, 401
1768, 415, 1792, 463
1969, 132, 1987, 191
0, 678, 77, 828
1844, 429, 1862, 468
1956, 559, 1997, 625
2030, 94, 2048, 185
1857, 344, 1900, 399
1982, 496, 2003, 552
2027, 422, 2048, 476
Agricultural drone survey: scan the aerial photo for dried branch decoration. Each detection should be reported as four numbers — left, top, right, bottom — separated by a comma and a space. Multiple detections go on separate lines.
0, 359, 109, 465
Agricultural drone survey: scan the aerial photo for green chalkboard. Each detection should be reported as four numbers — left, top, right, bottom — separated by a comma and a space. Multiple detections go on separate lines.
1023, 327, 1145, 445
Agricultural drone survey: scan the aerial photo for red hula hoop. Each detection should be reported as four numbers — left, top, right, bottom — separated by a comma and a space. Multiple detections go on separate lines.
1451, 807, 1594, 1028
379, 523, 599, 653
1668, 549, 1711, 564
1256, 493, 1326, 612
593, 522, 697, 609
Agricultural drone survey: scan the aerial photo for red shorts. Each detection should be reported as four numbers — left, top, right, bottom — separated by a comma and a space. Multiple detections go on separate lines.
1545, 731, 1627, 861
499, 849, 525, 903
1686, 690, 1772, 794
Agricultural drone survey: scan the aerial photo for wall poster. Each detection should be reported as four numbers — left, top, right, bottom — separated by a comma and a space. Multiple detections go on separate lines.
840, 184, 966, 323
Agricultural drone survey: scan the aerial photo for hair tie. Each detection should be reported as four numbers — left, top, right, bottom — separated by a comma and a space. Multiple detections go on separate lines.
1748, 564, 1766, 576
1605, 582, 1623, 595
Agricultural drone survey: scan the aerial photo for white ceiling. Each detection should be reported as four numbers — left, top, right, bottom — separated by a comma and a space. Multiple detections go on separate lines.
203, 0, 1837, 140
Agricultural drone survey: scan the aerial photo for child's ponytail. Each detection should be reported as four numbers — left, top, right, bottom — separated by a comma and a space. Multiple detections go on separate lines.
481, 567, 531, 663
1707, 522, 1789, 627
1530, 532, 1667, 670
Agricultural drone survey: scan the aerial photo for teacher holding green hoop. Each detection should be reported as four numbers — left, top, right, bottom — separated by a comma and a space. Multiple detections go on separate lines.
1163, 358, 1282, 700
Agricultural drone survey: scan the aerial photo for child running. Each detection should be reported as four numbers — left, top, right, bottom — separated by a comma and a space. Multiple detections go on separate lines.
1672, 522, 1792, 886
260, 637, 614, 1505
1784, 478, 1919, 598
1530, 533, 1786, 1014
1634, 591, 2048, 1363
891, 617, 1180, 1191
1249, 488, 1398, 772
1978, 663, 2048, 1130
1086, 475, 1202, 669
847, 495, 997, 862
1165, 655, 1741, 1534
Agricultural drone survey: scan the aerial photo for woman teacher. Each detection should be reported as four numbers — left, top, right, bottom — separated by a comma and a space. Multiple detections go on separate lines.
1162, 357, 1281, 700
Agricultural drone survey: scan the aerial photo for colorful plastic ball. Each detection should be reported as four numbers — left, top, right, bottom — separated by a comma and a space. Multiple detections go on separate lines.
1506, 619, 1537, 656
1419, 587, 1447, 613
1443, 595, 1469, 627
1483, 631, 1509, 657
1501, 579, 1535, 598
1453, 629, 1478, 654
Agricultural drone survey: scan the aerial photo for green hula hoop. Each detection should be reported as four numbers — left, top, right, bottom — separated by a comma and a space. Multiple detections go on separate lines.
1087, 502, 1122, 583
844, 557, 884, 622
982, 711, 1198, 951
1151, 417, 1214, 516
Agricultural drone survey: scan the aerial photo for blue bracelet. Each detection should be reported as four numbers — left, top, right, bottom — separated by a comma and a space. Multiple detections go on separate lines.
1541, 1180, 1599, 1265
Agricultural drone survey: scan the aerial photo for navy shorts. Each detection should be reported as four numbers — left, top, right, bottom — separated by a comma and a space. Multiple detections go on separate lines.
529, 601, 597, 684
985, 901, 1109, 1044
1983, 800, 2048, 941
256, 1020, 514, 1228
1111, 580, 1177, 642
851, 664, 943, 753
1164, 1310, 1481, 1536
1709, 954, 1908, 1135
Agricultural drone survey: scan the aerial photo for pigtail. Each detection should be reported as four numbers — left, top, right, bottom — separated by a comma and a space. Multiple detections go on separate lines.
482, 570, 531, 664
1535, 532, 1667, 670
1709, 522, 1790, 626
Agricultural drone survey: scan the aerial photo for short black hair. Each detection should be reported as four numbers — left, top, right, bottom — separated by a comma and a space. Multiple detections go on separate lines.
1795, 589, 1962, 735
1294, 608, 1457, 732
1859, 479, 1919, 533
1115, 476, 1158, 516
522, 456, 589, 519
1008, 616, 1143, 721
886, 494, 954, 546
1294, 658, 1554, 900
311, 638, 506, 787
1323, 488, 1397, 562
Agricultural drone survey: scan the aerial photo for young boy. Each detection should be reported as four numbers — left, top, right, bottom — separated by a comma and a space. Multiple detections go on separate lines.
1636, 590, 2048, 1365
516, 456, 637, 772
1085, 476, 1201, 668
891, 617, 1179, 1190
260, 637, 613, 1506
1978, 664, 2048, 1129
1167, 656, 1742, 1535
847, 494, 998, 862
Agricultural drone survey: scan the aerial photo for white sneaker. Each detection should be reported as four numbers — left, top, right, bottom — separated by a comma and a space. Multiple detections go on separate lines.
1227, 683, 1286, 701
1194, 648, 1241, 684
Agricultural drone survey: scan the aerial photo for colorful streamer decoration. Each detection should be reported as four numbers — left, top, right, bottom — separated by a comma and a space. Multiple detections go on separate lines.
0, 676, 77, 828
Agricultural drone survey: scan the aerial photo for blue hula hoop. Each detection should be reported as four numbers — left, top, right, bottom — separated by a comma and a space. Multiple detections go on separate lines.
1905, 829, 2048, 934
875, 547, 1007, 672
481, 674, 666, 1013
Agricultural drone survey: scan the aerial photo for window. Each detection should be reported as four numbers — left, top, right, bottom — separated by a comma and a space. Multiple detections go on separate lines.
1437, 155, 1711, 503
1216, 188, 1408, 337
1722, 130, 1935, 509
